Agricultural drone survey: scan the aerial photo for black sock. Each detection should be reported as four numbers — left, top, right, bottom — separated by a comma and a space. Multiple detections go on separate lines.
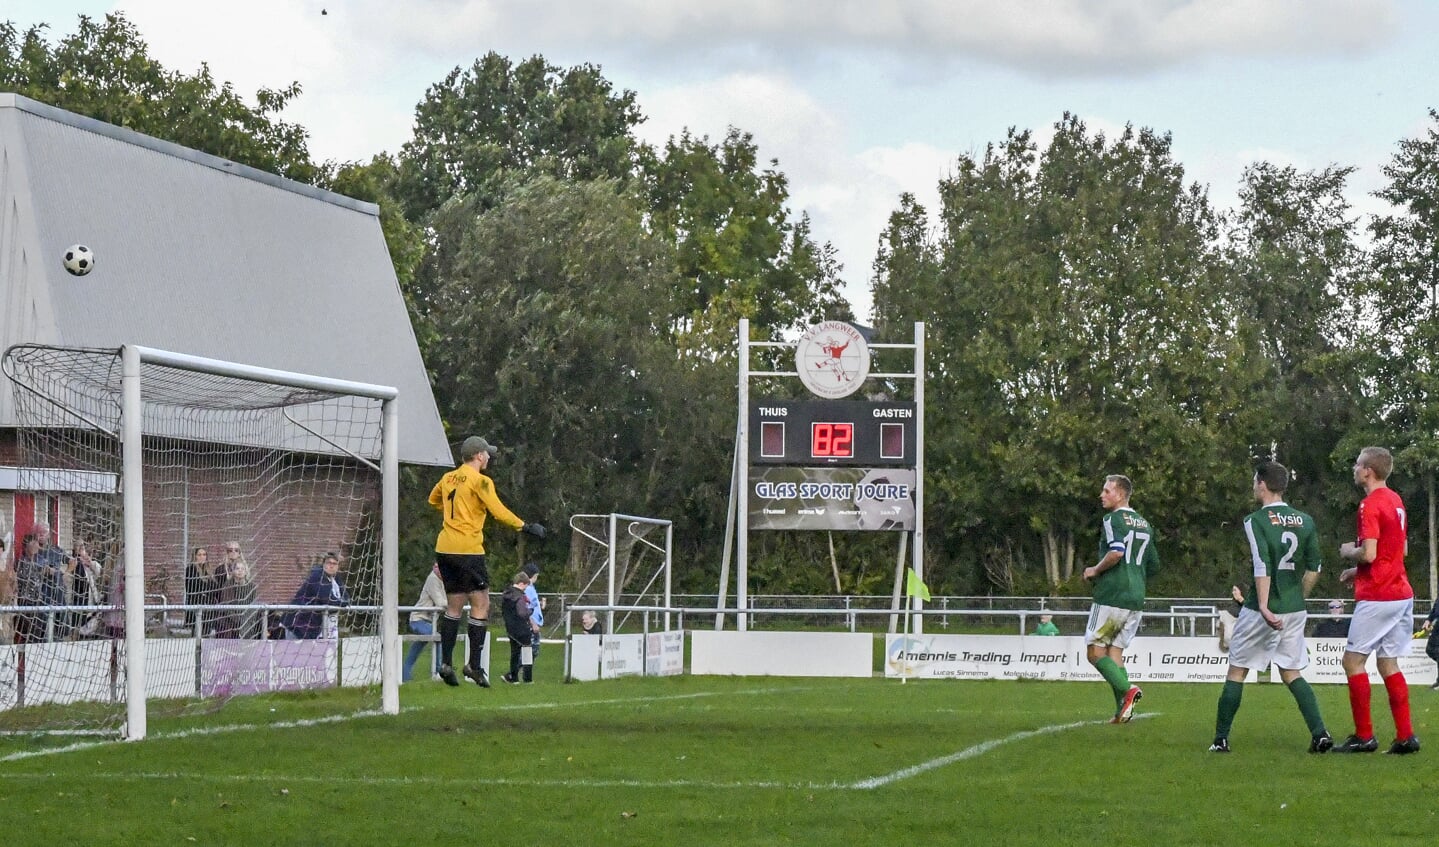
522, 661, 533, 682
439, 614, 461, 668
467, 618, 487, 669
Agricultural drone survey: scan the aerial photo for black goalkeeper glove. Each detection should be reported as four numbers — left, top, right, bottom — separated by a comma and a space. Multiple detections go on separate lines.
521, 522, 547, 540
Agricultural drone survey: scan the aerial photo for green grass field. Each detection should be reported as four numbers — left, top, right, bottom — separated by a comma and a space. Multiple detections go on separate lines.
2, 668, 1436, 846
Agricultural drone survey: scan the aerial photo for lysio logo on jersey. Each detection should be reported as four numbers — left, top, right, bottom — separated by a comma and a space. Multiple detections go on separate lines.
1122, 514, 1149, 529
1268, 513, 1305, 527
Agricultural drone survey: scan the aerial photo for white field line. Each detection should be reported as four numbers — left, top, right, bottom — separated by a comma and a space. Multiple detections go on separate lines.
0, 687, 804, 764
846, 714, 1157, 790
4, 710, 1156, 790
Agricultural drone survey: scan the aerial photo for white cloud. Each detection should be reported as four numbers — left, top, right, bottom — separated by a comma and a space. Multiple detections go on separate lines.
636, 74, 964, 320
112, 0, 416, 161
356, 0, 1398, 76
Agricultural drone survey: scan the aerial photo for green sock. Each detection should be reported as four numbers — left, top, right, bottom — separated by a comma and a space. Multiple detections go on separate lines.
1214, 680, 1243, 740
1094, 657, 1130, 709
1286, 677, 1326, 737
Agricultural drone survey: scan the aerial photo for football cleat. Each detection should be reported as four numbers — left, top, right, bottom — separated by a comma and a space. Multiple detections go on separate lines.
1385, 735, 1421, 755
1208, 738, 1230, 753
501, 673, 519, 685
438, 664, 460, 687
1333, 734, 1378, 753
1309, 732, 1333, 754
463, 664, 491, 688
1117, 686, 1144, 723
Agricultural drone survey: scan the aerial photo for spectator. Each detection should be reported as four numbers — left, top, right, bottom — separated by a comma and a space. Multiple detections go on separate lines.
522, 562, 544, 662
1313, 600, 1350, 639
66, 541, 104, 638
222, 551, 260, 639
0, 528, 13, 644
404, 564, 446, 682
15, 532, 48, 638
184, 546, 227, 635
1033, 614, 1059, 636
284, 552, 348, 640
501, 572, 533, 684
580, 610, 604, 637
1423, 602, 1439, 690
38, 525, 69, 637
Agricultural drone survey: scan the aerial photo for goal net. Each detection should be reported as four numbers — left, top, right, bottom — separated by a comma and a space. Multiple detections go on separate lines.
565, 513, 673, 636
1, 344, 398, 738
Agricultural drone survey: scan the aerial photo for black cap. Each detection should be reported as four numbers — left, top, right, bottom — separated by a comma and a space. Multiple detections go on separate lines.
521, 562, 540, 577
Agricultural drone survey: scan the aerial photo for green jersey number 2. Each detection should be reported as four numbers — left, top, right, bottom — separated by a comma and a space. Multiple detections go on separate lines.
1276, 531, 1298, 571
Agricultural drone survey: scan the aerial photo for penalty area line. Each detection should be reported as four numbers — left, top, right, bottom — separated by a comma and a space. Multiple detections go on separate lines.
0, 686, 805, 764
846, 712, 1160, 790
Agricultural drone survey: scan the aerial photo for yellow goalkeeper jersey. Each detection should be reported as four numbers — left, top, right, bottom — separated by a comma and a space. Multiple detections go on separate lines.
428, 464, 524, 554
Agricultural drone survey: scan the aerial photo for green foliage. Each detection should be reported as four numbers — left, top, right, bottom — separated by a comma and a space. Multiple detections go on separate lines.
641, 128, 853, 353
13, 13, 1439, 599
420, 176, 689, 571
873, 115, 1268, 593
395, 52, 643, 220
0, 14, 318, 183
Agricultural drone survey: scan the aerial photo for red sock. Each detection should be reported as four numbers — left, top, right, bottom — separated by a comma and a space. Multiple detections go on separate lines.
1384, 672, 1413, 740
1347, 673, 1373, 739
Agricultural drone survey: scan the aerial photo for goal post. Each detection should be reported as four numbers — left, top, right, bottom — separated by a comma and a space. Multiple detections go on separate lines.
3, 344, 400, 740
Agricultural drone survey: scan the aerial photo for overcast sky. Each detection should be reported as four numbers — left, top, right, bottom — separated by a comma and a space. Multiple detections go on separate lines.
10, 1, 1438, 321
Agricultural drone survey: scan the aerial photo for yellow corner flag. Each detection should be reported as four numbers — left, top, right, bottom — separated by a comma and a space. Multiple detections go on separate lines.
905, 568, 931, 601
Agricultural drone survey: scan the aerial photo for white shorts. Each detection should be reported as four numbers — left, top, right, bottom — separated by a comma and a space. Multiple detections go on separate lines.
1085, 604, 1143, 649
1227, 607, 1308, 671
1346, 597, 1415, 658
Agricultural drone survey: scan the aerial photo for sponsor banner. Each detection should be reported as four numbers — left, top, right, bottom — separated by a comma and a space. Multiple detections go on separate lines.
1275, 637, 1439, 685
201, 639, 335, 696
691, 631, 872, 677
748, 466, 915, 531
883, 635, 1245, 683
646, 631, 685, 676
599, 633, 646, 679
569, 634, 603, 682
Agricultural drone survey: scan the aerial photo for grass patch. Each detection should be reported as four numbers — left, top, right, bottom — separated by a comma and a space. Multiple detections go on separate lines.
1, 672, 1435, 845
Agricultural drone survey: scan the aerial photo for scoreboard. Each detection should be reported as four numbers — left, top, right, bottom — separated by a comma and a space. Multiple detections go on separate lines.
749, 399, 917, 467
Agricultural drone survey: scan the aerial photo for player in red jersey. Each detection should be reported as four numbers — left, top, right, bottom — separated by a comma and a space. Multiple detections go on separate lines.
1334, 447, 1420, 754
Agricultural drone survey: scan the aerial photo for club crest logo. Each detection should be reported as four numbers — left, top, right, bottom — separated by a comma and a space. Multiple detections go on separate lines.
796, 321, 870, 399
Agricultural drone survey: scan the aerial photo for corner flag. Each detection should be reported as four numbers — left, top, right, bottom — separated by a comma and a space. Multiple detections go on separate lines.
904, 568, 931, 601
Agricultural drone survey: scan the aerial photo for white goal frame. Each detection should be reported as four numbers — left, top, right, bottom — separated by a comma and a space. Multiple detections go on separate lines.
112, 345, 399, 739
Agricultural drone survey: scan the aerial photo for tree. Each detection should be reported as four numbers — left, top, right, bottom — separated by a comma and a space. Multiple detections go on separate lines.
875, 115, 1265, 592
1226, 162, 1368, 543
0, 14, 318, 183
395, 52, 644, 221
1366, 109, 1439, 599
419, 176, 691, 565
642, 128, 852, 354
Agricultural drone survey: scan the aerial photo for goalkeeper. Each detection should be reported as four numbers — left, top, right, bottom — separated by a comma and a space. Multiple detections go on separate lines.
428, 436, 546, 688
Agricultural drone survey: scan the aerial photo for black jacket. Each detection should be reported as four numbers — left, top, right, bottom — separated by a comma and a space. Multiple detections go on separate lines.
501, 585, 532, 642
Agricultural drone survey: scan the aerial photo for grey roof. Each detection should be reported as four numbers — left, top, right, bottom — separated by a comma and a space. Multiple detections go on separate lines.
0, 93, 451, 466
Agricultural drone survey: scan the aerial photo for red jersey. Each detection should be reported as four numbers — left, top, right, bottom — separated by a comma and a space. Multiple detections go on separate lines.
1355, 486, 1413, 602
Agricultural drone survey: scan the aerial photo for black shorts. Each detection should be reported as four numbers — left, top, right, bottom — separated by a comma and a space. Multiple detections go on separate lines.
436, 552, 489, 594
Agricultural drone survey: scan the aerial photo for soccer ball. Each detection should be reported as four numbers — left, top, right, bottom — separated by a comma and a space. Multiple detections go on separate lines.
63, 244, 95, 276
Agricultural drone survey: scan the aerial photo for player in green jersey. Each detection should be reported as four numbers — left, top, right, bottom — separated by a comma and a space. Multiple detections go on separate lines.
1082, 474, 1158, 723
1209, 461, 1332, 753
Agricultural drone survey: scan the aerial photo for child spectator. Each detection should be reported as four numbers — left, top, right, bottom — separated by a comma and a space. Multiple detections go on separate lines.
501, 572, 533, 683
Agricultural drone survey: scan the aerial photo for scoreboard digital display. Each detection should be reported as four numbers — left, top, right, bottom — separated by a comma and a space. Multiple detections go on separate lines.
749, 399, 917, 467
